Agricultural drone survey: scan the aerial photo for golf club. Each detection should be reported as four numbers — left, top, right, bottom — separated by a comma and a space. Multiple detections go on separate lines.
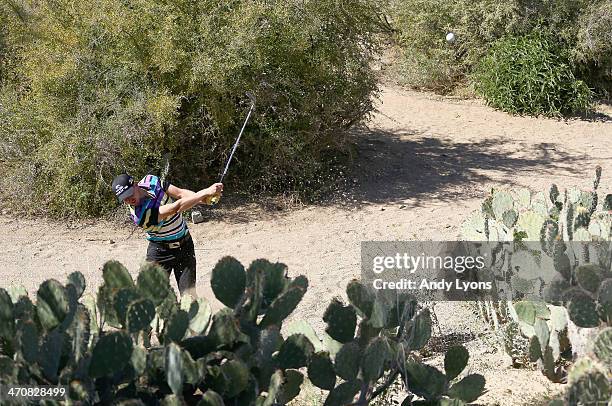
192, 92, 256, 223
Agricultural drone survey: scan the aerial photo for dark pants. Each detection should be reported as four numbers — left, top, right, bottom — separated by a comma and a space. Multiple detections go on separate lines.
146, 233, 196, 295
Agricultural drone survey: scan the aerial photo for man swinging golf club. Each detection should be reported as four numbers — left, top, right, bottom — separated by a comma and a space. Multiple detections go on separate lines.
111, 173, 222, 297
112, 92, 255, 297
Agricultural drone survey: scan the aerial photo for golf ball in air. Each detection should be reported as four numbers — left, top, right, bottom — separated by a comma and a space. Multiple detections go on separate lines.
446, 32, 456, 43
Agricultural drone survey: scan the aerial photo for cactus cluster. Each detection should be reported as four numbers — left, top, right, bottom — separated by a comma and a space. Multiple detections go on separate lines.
305, 281, 486, 405
0, 258, 488, 405
461, 167, 611, 400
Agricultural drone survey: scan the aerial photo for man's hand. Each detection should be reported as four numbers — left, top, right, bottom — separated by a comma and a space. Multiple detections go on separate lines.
201, 183, 223, 203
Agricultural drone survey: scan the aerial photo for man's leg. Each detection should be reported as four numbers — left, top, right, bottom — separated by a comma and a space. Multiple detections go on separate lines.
173, 237, 197, 298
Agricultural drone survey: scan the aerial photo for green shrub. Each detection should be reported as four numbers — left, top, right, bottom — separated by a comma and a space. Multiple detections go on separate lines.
388, 0, 610, 98
574, 0, 612, 98
474, 34, 593, 116
0, 0, 386, 217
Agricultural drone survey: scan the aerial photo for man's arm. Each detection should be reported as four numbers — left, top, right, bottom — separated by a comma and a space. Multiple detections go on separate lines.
158, 183, 223, 220
166, 184, 196, 199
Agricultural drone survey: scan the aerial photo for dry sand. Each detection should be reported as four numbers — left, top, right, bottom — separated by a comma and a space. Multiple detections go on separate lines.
1, 85, 610, 405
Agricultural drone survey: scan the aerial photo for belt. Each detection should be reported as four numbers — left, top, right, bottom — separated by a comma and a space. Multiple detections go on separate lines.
153, 233, 191, 249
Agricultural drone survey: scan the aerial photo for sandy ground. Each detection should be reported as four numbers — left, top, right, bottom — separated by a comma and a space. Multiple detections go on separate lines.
1, 86, 610, 405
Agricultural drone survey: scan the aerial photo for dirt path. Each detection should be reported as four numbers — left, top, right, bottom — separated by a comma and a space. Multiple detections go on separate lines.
1, 86, 610, 405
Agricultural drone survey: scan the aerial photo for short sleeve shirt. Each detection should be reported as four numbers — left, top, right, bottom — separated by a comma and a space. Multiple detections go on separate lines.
130, 175, 188, 241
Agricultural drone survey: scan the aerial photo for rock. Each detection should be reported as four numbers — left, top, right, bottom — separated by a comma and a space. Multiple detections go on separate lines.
109, 239, 115, 244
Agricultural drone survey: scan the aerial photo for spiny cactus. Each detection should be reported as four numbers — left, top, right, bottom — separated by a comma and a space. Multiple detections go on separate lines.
303, 279, 487, 405
462, 167, 611, 401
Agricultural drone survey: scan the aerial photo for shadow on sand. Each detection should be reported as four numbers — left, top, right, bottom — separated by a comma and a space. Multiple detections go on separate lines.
206, 125, 590, 223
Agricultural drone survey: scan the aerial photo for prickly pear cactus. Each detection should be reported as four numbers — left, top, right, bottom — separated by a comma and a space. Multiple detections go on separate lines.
306, 280, 487, 405
462, 167, 612, 399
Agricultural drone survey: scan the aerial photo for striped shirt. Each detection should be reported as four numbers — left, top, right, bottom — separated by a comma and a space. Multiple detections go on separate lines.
130, 175, 188, 242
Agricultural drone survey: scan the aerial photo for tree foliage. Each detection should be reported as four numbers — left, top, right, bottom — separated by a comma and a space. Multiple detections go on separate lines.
0, 0, 386, 216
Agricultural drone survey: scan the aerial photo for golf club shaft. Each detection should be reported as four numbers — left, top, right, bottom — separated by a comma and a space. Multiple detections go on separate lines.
219, 102, 254, 183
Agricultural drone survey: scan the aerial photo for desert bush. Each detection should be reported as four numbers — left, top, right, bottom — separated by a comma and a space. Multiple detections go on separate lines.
0, 0, 387, 217
573, 0, 612, 99
388, 0, 610, 101
0, 257, 486, 405
474, 34, 593, 116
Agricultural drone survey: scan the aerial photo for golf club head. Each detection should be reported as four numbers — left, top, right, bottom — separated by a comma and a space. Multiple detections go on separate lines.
245, 91, 256, 104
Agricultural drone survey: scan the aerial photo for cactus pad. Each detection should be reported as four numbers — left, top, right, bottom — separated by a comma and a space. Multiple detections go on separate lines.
163, 309, 189, 343
517, 210, 545, 240
221, 359, 250, 398
136, 263, 171, 306
444, 345, 469, 380
36, 279, 69, 331
17, 320, 39, 363
102, 260, 134, 289
211, 256, 246, 308
534, 318, 550, 349
502, 210, 518, 228
185, 298, 212, 335
528, 336, 542, 362
567, 370, 611, 405
404, 308, 432, 350
568, 294, 600, 328
67, 271, 86, 298
323, 380, 361, 406
346, 280, 374, 318
165, 343, 183, 395
322, 298, 357, 344
278, 369, 304, 404
334, 341, 361, 381
276, 334, 314, 369
89, 331, 133, 378
447, 374, 486, 403
513, 301, 536, 325
591, 327, 611, 366
199, 390, 224, 406
38, 330, 63, 381
6, 285, 27, 304
285, 320, 324, 352
492, 191, 514, 220
404, 362, 447, 401
209, 308, 249, 347
248, 259, 288, 306
113, 288, 142, 326
597, 279, 612, 323
576, 265, 603, 293
259, 285, 306, 328
131, 345, 146, 375
0, 288, 15, 341
308, 351, 336, 390
362, 336, 393, 383
67, 304, 91, 364
126, 299, 156, 333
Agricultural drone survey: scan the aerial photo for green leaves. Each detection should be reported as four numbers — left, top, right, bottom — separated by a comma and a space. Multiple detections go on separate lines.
475, 33, 593, 116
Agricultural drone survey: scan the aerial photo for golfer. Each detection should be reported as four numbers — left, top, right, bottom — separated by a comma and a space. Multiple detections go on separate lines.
111, 173, 223, 297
